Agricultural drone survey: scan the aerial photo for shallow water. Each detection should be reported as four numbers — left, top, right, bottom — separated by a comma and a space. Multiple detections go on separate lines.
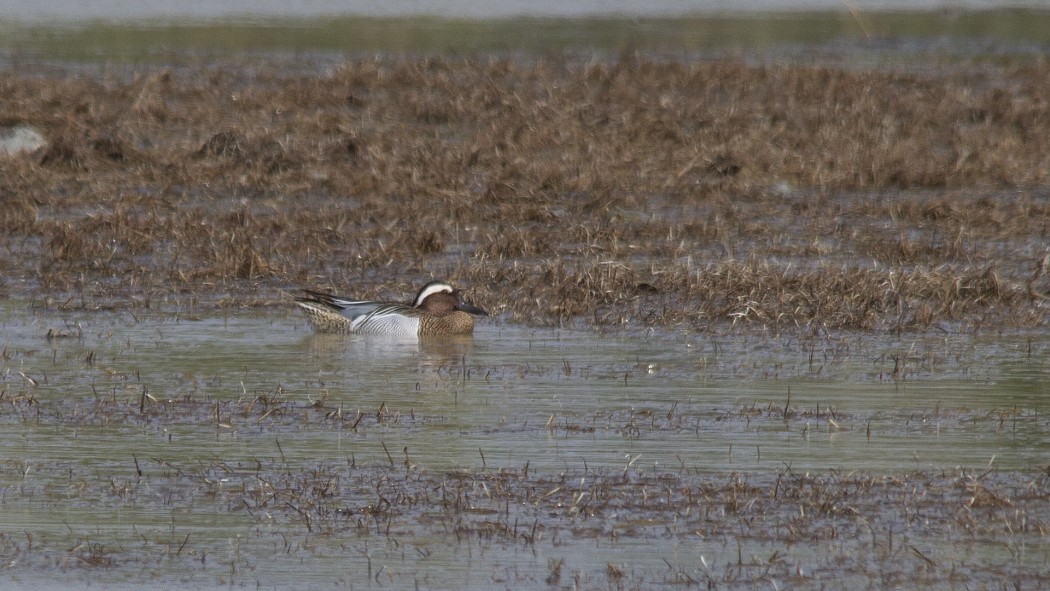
6, 303, 1048, 472
3, 9, 1049, 67
1, 301, 1047, 588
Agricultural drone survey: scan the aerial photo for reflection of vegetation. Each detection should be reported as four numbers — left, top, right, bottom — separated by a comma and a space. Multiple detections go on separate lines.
1, 9, 1050, 61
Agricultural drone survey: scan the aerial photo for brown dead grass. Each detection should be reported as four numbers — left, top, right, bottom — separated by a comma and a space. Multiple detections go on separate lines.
1, 56, 1049, 330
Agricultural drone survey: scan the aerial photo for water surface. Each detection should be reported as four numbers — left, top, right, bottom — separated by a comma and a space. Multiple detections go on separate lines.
6, 304, 1047, 472
1, 303, 1047, 588
3, 9, 1049, 65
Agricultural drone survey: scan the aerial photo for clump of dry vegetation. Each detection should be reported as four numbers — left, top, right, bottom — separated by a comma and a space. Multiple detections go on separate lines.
1, 56, 1049, 330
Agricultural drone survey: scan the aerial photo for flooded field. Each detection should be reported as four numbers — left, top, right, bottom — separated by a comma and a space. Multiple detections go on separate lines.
1, 304, 1048, 588
2, 9, 1050, 589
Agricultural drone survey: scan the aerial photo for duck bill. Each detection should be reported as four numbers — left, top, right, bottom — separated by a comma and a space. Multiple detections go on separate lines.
456, 301, 489, 316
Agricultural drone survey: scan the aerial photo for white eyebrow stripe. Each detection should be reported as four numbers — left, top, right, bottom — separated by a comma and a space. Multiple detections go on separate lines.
413, 283, 453, 306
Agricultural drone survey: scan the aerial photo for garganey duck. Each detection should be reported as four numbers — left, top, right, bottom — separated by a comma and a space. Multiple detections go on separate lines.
295, 280, 488, 336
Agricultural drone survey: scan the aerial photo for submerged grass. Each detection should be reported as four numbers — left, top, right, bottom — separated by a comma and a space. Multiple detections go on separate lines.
1, 385, 1048, 588
1, 55, 1050, 333
5, 449, 1046, 588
